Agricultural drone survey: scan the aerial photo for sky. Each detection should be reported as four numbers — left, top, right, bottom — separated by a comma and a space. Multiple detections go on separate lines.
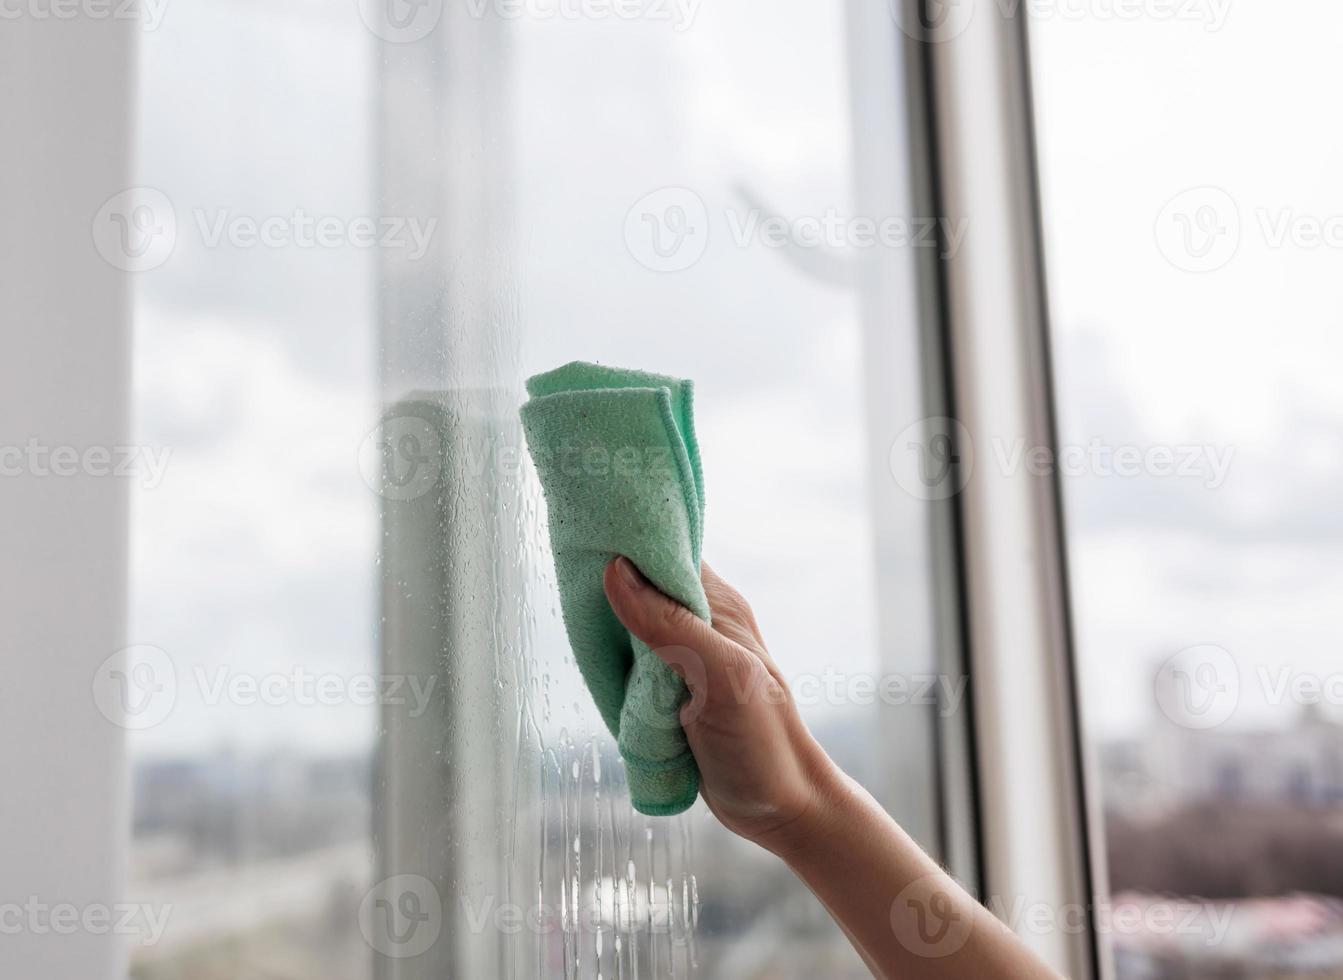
1031, 2, 1343, 735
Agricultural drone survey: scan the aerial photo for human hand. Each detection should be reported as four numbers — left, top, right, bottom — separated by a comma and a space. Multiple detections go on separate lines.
602, 555, 843, 854
604, 556, 1064, 980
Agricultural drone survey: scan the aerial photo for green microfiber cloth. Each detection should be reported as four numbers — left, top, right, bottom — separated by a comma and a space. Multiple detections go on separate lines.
520, 361, 707, 816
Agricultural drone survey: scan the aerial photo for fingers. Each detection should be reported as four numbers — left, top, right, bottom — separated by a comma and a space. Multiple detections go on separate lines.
700, 561, 766, 649
604, 556, 722, 654
699, 561, 789, 682
603, 557, 759, 707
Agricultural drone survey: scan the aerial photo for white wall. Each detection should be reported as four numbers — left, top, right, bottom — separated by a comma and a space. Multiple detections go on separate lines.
0, 14, 134, 980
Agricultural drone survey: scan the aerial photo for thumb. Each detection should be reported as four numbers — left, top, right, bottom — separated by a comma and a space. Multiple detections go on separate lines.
603, 556, 717, 653
603, 556, 748, 706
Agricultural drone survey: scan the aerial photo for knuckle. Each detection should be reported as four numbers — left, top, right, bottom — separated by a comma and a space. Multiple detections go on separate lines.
712, 584, 755, 623
722, 649, 765, 692
762, 673, 792, 706
656, 596, 699, 636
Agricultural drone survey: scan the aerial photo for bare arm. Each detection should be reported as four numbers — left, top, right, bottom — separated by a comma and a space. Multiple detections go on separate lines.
603, 556, 1063, 980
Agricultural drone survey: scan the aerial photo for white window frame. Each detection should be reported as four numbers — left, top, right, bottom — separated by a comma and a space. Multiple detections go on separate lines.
914, 1, 1102, 975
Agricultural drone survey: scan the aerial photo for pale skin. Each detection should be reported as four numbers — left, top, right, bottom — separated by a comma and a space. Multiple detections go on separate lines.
603, 555, 1065, 980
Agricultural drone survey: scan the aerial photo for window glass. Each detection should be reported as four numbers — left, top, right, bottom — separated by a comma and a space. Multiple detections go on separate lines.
130, 3, 378, 978
128, 1, 951, 977
1030, 6, 1343, 976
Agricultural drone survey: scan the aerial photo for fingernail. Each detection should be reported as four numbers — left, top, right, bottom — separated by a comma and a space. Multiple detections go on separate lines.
616, 556, 644, 591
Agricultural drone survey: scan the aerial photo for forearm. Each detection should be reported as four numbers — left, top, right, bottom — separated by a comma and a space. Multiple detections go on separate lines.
768, 764, 1064, 980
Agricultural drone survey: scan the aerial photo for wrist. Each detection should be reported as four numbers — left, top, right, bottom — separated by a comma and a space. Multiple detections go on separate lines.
755, 741, 856, 863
